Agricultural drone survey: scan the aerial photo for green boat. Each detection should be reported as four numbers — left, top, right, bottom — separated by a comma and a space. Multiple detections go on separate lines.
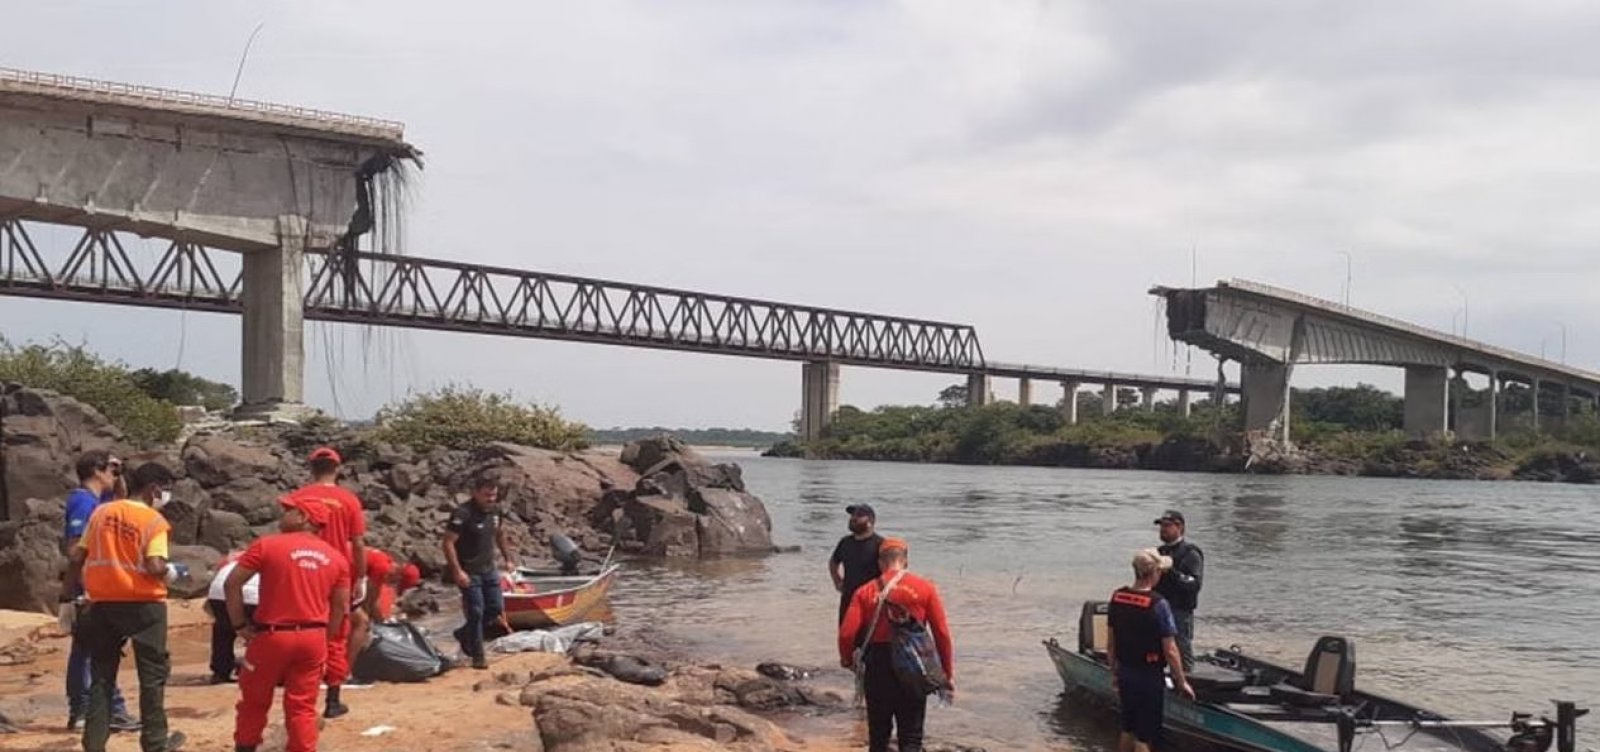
1045, 602, 1585, 752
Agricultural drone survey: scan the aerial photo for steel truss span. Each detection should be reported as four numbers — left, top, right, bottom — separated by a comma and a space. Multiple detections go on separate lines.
0, 220, 986, 371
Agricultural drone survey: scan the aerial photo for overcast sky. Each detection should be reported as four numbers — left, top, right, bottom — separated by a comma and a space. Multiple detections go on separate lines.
4, 1, 1598, 430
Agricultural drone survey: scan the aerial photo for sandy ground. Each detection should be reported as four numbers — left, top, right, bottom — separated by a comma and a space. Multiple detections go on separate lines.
0, 604, 863, 752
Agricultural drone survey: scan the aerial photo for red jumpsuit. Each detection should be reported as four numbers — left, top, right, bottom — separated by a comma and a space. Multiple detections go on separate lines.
234, 532, 349, 752
283, 483, 366, 686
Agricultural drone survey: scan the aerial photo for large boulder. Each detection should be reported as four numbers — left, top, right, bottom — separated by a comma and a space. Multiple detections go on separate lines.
181, 433, 285, 488
621, 496, 700, 558
166, 545, 222, 599
207, 477, 285, 525
1, 384, 126, 521
198, 509, 252, 553
690, 488, 773, 556
0, 506, 66, 614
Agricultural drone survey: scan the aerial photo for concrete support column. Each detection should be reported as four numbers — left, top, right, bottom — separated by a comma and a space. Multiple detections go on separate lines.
1403, 365, 1449, 437
1532, 380, 1542, 431
1489, 371, 1499, 440
1060, 381, 1080, 425
1241, 361, 1291, 443
1177, 390, 1192, 418
1102, 382, 1117, 416
1018, 378, 1033, 407
800, 361, 840, 441
240, 216, 307, 410
966, 373, 992, 407
1140, 387, 1157, 413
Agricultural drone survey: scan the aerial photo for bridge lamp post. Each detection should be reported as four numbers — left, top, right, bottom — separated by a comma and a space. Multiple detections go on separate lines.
1335, 250, 1353, 306
1451, 285, 1469, 338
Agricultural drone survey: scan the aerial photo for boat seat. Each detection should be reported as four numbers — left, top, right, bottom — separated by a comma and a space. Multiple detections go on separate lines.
1078, 602, 1110, 658
1188, 662, 1249, 694
1270, 636, 1355, 707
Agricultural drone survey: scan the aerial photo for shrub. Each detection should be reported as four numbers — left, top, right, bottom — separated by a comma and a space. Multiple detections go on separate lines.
373, 386, 589, 451
0, 338, 181, 444
130, 368, 238, 411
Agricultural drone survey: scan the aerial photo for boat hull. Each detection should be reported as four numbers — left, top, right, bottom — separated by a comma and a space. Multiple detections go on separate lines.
502, 565, 620, 630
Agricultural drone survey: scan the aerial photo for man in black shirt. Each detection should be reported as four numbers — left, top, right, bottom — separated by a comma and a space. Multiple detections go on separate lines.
443, 474, 514, 669
828, 504, 883, 623
1153, 509, 1204, 672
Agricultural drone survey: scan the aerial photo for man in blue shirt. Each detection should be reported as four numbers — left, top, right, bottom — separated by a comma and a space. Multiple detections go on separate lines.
60, 450, 139, 733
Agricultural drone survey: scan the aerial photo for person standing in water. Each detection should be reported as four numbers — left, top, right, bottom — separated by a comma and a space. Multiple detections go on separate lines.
828, 504, 883, 623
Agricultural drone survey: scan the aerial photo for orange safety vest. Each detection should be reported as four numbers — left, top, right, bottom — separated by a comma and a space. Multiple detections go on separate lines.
82, 500, 171, 602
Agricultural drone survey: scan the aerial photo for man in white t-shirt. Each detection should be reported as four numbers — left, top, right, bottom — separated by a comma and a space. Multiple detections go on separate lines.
206, 554, 259, 684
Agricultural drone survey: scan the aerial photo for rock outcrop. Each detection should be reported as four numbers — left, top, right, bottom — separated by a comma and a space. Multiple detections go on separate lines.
0, 389, 777, 612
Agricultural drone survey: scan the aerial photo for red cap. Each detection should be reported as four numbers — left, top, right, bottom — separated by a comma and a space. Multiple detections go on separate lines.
399, 563, 422, 592
880, 537, 908, 554
281, 494, 332, 527
308, 447, 342, 464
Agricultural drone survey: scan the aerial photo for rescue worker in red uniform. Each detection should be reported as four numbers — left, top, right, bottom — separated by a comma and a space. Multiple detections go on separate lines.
838, 537, 955, 752
225, 495, 351, 752
348, 549, 423, 659
279, 446, 366, 718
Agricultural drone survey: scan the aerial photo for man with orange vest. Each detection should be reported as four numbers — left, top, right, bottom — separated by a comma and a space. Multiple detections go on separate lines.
225, 494, 351, 752
279, 446, 366, 718
838, 538, 954, 752
65, 462, 189, 752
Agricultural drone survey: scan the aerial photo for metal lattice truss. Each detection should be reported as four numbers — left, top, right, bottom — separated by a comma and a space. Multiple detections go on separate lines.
0, 220, 986, 371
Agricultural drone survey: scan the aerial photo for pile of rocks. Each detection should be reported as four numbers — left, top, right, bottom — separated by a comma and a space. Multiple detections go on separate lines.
0, 385, 777, 613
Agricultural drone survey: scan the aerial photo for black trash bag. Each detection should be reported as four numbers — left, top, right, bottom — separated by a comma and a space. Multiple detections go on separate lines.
352, 622, 446, 683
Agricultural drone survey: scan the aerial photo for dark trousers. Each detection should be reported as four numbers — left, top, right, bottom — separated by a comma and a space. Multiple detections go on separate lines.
79, 601, 171, 752
66, 631, 128, 717
455, 570, 504, 660
207, 600, 256, 679
1173, 609, 1195, 672
863, 643, 926, 752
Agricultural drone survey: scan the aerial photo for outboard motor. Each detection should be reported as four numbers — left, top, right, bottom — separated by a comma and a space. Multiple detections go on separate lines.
550, 534, 582, 575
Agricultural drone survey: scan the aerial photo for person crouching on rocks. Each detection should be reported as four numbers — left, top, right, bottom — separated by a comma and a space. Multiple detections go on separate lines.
226, 495, 351, 752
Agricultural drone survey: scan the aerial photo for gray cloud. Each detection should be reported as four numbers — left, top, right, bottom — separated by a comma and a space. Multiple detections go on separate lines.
3, 1, 1598, 427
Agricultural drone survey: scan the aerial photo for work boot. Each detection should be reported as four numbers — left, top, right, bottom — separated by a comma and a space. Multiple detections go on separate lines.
471, 654, 489, 670
235, 745, 258, 752
163, 731, 187, 751
323, 685, 350, 719
109, 711, 142, 732
66, 711, 82, 732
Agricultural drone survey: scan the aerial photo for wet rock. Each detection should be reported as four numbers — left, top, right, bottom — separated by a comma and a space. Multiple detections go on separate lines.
573, 651, 668, 687
622, 496, 700, 558
713, 668, 813, 711
755, 662, 819, 681
690, 487, 773, 556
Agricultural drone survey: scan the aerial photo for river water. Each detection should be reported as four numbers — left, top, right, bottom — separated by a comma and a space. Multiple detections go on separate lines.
605, 455, 1599, 751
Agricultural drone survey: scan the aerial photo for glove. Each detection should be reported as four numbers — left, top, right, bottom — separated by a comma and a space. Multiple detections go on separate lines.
165, 563, 191, 583
57, 601, 78, 635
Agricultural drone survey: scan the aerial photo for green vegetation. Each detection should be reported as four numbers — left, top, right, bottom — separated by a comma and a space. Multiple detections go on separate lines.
373, 385, 589, 451
130, 368, 238, 412
769, 381, 1600, 483
587, 426, 791, 448
0, 339, 184, 444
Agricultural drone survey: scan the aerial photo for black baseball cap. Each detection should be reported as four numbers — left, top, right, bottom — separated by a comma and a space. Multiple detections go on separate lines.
1153, 510, 1185, 525
846, 504, 876, 519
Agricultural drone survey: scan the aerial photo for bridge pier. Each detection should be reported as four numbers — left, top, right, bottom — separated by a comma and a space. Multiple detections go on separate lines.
1101, 383, 1117, 416
1241, 362, 1291, 443
1452, 369, 1498, 441
1140, 387, 1157, 412
800, 361, 840, 441
1403, 366, 1449, 437
1060, 381, 1080, 424
1018, 378, 1033, 407
966, 373, 993, 407
238, 216, 308, 415
1177, 389, 1192, 417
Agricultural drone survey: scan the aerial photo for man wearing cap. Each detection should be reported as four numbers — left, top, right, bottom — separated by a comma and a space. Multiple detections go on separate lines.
1153, 510, 1204, 672
1109, 549, 1195, 752
280, 447, 367, 718
59, 449, 139, 733
829, 504, 883, 623
66, 461, 189, 752
226, 494, 351, 752
839, 538, 954, 752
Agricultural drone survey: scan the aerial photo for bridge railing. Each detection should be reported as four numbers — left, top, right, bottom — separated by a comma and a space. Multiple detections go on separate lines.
0, 220, 985, 371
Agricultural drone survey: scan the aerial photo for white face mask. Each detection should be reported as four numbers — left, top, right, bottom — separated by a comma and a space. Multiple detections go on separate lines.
154, 490, 172, 510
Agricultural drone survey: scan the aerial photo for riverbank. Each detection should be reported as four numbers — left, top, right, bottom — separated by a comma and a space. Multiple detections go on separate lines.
0, 600, 981, 751
763, 403, 1600, 484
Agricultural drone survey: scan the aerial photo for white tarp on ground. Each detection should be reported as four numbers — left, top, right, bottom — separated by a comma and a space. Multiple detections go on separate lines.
489, 622, 604, 655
